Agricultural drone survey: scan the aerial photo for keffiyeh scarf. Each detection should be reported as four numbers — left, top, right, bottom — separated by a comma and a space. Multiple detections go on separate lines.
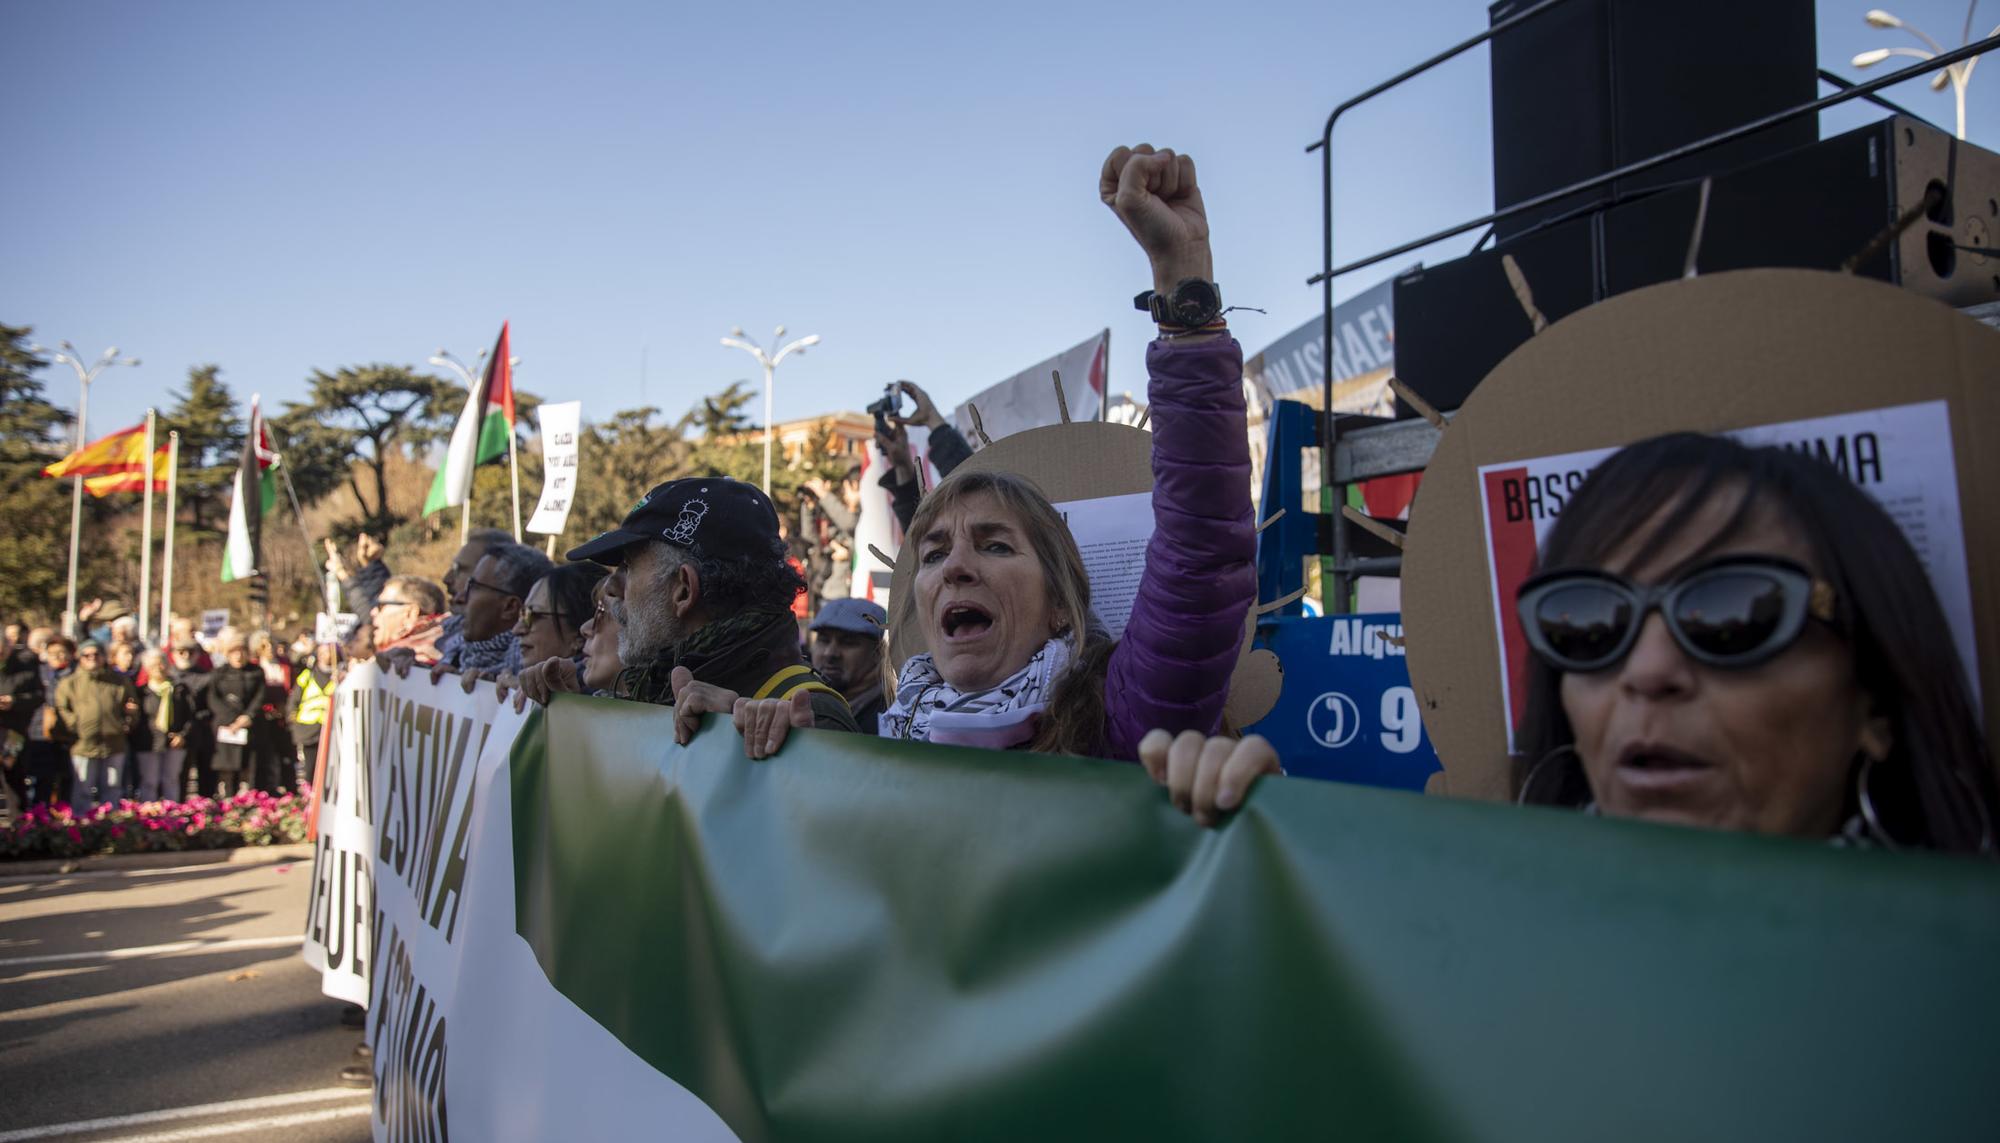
449, 628, 522, 675
879, 636, 1070, 749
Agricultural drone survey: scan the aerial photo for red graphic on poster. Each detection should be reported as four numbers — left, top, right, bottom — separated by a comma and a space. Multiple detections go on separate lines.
1481, 466, 1540, 735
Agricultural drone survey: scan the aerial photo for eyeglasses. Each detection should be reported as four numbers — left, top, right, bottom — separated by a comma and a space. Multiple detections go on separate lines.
371, 598, 415, 612
523, 609, 568, 626
1516, 555, 1838, 673
463, 578, 521, 601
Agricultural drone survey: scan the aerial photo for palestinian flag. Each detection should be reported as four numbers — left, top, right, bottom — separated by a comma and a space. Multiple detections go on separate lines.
424, 322, 515, 518
83, 444, 170, 498
42, 420, 150, 479
221, 396, 279, 583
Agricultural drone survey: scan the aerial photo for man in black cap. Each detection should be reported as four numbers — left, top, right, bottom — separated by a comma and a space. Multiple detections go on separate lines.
808, 598, 888, 735
567, 477, 858, 744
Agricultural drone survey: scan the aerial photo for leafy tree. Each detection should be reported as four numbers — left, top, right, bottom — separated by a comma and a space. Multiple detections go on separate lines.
0, 324, 124, 622
559, 381, 845, 553
160, 365, 243, 533
273, 365, 459, 533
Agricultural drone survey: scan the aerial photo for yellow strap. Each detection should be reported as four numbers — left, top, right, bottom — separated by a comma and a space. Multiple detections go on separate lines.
751, 665, 840, 702
752, 665, 813, 700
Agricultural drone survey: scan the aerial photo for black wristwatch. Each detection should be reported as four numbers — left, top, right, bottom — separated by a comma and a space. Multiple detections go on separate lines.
1134, 279, 1224, 328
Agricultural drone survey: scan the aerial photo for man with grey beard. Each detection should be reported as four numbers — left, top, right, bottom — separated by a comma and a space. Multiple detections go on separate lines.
567, 478, 857, 743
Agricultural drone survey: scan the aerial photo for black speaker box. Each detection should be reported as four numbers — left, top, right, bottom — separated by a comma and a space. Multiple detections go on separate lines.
1488, 0, 1818, 241
1394, 116, 2000, 416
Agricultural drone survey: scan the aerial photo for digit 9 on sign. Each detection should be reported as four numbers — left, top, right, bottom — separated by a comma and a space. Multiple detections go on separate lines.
1380, 686, 1422, 754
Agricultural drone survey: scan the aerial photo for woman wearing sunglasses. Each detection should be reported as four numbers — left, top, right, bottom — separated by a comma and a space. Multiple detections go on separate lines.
1515, 432, 1996, 855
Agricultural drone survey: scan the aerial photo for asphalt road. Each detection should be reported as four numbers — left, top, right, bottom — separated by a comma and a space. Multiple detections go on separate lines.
0, 855, 372, 1142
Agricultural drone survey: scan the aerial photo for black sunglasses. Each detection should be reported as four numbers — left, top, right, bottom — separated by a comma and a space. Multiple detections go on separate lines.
1516, 555, 1838, 673
464, 578, 521, 601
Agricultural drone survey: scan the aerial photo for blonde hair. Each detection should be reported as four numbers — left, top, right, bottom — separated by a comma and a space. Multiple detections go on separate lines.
215, 626, 248, 653
896, 469, 1112, 756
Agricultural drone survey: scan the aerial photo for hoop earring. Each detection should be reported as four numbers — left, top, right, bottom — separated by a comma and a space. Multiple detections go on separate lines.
1519, 745, 1585, 807
1855, 754, 1901, 851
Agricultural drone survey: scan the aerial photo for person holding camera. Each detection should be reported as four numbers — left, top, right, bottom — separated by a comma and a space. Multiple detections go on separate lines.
871, 381, 975, 531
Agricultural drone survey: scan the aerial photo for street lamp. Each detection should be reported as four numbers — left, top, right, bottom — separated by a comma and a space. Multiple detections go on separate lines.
720, 325, 821, 494
427, 346, 521, 391
30, 341, 141, 636
1853, 3, 1999, 139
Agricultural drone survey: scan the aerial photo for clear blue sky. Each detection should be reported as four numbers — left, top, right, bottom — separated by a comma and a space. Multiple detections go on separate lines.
7, 0, 1996, 442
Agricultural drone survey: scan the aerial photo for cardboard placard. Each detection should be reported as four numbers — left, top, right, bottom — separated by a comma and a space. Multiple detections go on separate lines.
1402, 270, 2000, 801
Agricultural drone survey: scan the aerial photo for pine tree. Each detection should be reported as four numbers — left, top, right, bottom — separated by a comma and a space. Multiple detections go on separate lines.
0, 324, 119, 622
160, 365, 243, 533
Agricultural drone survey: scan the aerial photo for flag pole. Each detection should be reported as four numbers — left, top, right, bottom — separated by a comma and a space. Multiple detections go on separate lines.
507, 417, 523, 542
138, 409, 158, 643
459, 498, 470, 544
159, 432, 179, 643
264, 421, 323, 576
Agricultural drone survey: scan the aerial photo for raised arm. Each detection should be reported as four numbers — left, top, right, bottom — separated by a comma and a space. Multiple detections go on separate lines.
1096, 145, 1255, 761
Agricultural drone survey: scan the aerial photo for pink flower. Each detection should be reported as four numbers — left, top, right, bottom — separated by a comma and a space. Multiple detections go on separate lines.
65, 826, 81, 843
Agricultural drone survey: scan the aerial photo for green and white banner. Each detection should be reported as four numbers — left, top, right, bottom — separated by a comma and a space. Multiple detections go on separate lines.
310, 665, 2000, 1142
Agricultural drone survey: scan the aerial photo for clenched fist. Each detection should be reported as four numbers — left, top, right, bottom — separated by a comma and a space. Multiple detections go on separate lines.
1100, 144, 1213, 294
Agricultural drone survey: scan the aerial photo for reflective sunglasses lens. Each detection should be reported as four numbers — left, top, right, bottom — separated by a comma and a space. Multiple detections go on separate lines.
1673, 570, 1790, 661
1532, 582, 1633, 668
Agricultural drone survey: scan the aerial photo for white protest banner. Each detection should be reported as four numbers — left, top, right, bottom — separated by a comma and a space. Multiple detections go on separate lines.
1476, 399, 1977, 748
526, 401, 581, 537
302, 664, 375, 1007
952, 330, 1107, 444
1053, 491, 1154, 639
308, 663, 730, 1141
1243, 274, 1398, 412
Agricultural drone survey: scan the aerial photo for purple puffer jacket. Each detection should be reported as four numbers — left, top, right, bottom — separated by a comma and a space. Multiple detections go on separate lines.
1100, 335, 1255, 760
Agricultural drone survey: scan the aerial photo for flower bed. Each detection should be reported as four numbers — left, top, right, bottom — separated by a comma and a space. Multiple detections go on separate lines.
3, 788, 312, 860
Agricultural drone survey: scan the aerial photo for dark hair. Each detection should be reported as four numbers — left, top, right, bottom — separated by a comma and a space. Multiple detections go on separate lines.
539, 562, 609, 639
678, 536, 806, 618
384, 575, 446, 616
1518, 432, 1996, 855
481, 542, 554, 597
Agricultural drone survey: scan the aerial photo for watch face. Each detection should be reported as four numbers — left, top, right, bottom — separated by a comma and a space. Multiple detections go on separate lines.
1172, 280, 1220, 325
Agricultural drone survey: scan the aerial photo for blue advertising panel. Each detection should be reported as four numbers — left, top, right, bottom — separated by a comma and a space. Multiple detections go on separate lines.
1241, 612, 1441, 792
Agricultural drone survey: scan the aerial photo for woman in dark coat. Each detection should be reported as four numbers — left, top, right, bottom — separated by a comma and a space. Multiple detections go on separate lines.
205, 631, 270, 798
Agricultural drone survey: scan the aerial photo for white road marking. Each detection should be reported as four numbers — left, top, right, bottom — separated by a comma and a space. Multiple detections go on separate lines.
0, 1089, 367, 1142
0, 935, 303, 969
96, 1105, 370, 1142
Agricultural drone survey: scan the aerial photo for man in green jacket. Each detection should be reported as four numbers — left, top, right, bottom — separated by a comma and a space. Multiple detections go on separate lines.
55, 643, 140, 813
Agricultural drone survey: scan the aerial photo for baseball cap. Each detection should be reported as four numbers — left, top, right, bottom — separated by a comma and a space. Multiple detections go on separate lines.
809, 598, 887, 637
566, 477, 782, 566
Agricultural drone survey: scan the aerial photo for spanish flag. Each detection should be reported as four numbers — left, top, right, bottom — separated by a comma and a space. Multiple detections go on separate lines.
82, 445, 171, 498
41, 421, 151, 479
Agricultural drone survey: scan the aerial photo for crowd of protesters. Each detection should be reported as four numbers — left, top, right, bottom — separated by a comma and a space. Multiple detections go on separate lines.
0, 608, 341, 819
8, 142, 1996, 859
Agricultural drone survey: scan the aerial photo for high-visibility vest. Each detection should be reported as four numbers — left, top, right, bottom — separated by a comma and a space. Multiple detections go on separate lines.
295, 670, 332, 727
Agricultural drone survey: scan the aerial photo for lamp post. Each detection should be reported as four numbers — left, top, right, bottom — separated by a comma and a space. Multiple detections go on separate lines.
1854, 5, 1998, 139
720, 325, 821, 494
429, 346, 522, 540
32, 341, 141, 636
